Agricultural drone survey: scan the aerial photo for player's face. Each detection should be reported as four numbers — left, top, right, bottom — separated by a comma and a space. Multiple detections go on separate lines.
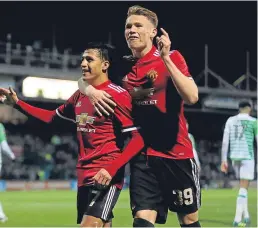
81, 49, 108, 81
125, 15, 157, 53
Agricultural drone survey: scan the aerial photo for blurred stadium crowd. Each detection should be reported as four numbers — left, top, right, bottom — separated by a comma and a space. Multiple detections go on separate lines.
1, 129, 236, 189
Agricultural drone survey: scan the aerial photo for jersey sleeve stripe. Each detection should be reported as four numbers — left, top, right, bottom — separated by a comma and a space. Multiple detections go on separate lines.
56, 109, 76, 123
122, 126, 141, 133
108, 84, 126, 93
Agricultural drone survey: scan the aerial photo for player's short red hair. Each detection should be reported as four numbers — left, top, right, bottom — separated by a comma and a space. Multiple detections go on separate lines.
127, 5, 158, 28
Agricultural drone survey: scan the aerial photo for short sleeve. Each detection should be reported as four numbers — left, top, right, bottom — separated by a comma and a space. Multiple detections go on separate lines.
170, 50, 191, 77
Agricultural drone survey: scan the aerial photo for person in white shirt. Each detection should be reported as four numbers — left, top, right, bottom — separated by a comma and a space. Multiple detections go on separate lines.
221, 101, 257, 227
0, 123, 15, 223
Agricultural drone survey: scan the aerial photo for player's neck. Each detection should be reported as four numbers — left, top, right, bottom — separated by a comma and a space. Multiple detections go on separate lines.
131, 43, 153, 59
86, 74, 109, 87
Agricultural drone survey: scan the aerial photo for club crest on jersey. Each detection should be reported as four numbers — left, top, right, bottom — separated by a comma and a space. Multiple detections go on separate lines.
76, 113, 96, 125
146, 69, 158, 82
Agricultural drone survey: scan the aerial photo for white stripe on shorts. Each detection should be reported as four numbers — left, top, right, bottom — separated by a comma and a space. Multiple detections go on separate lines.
101, 185, 116, 220
190, 159, 201, 208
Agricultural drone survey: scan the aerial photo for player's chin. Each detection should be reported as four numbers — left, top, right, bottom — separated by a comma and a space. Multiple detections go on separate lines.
82, 74, 94, 81
127, 41, 141, 49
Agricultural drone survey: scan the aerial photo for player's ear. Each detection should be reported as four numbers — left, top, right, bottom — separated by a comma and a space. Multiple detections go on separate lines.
150, 28, 157, 40
102, 60, 110, 73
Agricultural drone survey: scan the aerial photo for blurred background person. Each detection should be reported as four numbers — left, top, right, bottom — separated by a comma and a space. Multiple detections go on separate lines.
0, 122, 15, 222
221, 101, 257, 227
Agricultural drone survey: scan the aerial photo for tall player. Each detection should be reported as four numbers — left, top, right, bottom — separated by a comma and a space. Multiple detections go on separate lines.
221, 101, 257, 227
0, 43, 144, 227
82, 5, 201, 227
0, 123, 15, 222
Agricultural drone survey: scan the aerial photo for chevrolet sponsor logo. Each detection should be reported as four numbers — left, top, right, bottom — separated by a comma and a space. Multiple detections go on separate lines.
76, 113, 96, 125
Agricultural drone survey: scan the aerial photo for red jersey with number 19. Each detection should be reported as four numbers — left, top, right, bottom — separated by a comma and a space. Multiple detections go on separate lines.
57, 80, 136, 187
122, 46, 193, 160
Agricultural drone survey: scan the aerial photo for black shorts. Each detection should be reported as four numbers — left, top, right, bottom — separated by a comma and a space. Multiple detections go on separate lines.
130, 154, 201, 224
77, 185, 121, 224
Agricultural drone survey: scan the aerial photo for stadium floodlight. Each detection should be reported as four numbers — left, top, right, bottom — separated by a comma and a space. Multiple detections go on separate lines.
22, 76, 78, 100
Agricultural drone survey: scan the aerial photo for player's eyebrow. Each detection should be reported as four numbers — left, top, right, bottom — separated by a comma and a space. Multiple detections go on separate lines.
125, 22, 143, 28
81, 55, 94, 61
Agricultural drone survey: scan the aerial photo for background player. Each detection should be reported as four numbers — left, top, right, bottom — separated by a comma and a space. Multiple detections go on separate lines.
0, 122, 15, 222
0, 42, 144, 227
221, 101, 257, 227
186, 120, 201, 170
81, 5, 201, 228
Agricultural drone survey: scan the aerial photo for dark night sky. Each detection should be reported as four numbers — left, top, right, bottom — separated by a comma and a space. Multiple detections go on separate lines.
1, 1, 257, 84
1, 1, 257, 139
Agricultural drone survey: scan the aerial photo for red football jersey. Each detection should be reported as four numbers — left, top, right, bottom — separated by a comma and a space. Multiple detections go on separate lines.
56, 80, 136, 187
122, 46, 193, 159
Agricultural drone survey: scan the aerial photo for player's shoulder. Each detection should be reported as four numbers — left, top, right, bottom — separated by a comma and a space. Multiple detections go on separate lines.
169, 49, 185, 60
105, 82, 129, 96
67, 89, 80, 99
105, 82, 132, 105
73, 89, 81, 96
249, 116, 257, 121
63, 89, 81, 107
224, 116, 236, 126
227, 115, 236, 122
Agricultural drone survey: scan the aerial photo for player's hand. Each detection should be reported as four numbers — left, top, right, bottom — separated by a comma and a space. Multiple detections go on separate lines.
87, 88, 117, 117
156, 28, 171, 58
220, 161, 228, 173
78, 78, 116, 117
0, 87, 19, 105
93, 168, 112, 187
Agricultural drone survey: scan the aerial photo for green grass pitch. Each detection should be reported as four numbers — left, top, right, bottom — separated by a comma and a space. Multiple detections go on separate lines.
0, 188, 257, 227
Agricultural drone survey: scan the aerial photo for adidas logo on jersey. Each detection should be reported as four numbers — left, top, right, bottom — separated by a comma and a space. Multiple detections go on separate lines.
76, 101, 82, 107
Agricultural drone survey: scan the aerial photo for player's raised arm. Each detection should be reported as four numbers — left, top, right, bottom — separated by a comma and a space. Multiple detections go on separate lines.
0, 87, 57, 123
157, 28, 198, 105
0, 87, 75, 124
